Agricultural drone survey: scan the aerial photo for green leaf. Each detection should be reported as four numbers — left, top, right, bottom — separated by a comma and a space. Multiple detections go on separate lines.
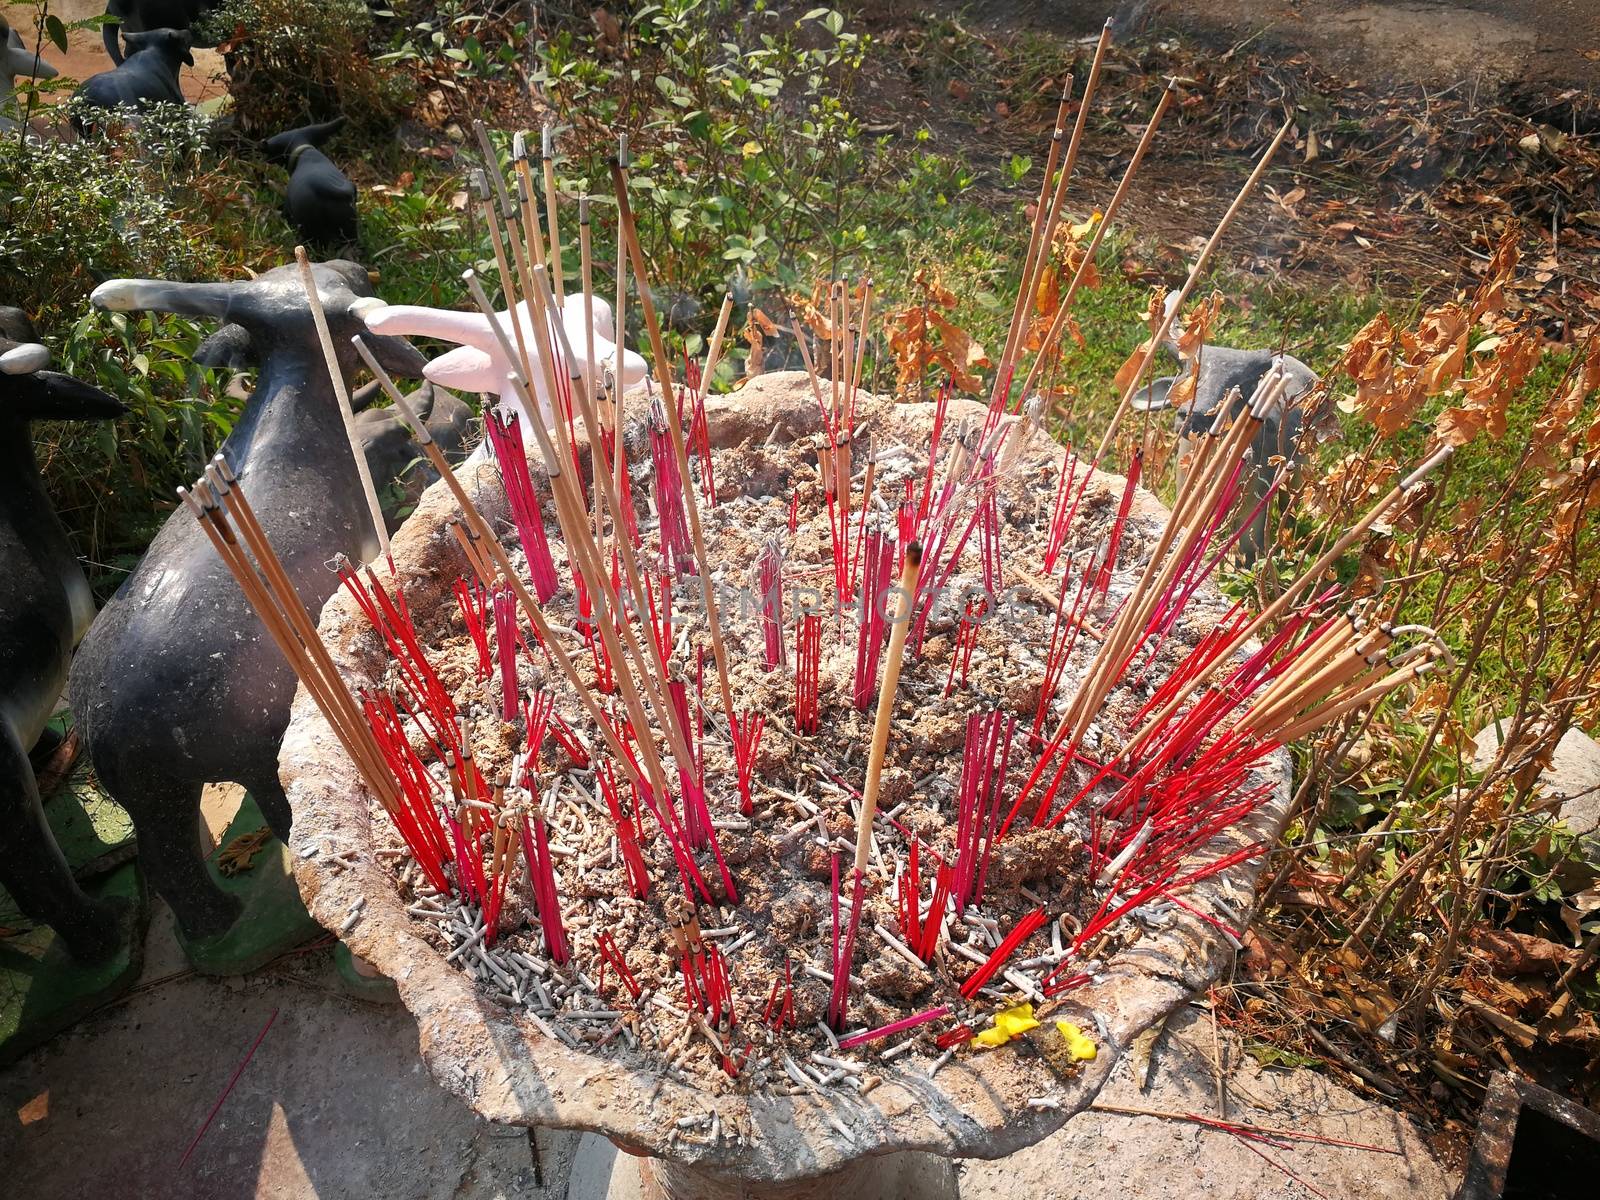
45, 15, 68, 54
823, 10, 844, 36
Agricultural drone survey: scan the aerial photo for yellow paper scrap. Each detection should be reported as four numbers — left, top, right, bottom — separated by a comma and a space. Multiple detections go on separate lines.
970, 1003, 1040, 1048
1055, 1020, 1098, 1062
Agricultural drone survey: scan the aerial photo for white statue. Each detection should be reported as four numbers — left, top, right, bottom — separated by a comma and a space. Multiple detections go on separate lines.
362, 291, 648, 458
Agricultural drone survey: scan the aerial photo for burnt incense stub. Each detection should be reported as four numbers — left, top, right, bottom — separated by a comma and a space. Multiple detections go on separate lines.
280, 370, 1291, 1181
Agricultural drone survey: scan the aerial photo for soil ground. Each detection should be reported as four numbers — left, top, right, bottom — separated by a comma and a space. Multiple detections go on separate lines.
961, 1, 1600, 89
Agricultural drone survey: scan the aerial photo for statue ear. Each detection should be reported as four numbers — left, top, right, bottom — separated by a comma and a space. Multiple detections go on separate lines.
1130, 376, 1175, 413
193, 324, 253, 369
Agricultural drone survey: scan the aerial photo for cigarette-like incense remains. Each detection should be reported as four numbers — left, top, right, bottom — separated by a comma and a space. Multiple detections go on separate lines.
294, 247, 391, 567
853, 542, 922, 876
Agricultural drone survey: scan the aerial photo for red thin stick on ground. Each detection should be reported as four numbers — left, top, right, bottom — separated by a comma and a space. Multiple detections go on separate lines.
942, 600, 981, 697
493, 583, 519, 720
730, 710, 765, 816
853, 529, 893, 710
838, 1004, 952, 1049
918, 860, 954, 962
953, 711, 1015, 909
598, 760, 650, 898
829, 862, 868, 1031
484, 409, 559, 601
520, 811, 569, 963
648, 396, 694, 575
454, 576, 492, 682
1042, 448, 1080, 575
362, 693, 451, 891
762, 957, 796, 1029
960, 907, 1046, 999
757, 538, 785, 671
178, 1007, 278, 1169
595, 931, 642, 999
935, 1022, 975, 1049
898, 839, 923, 949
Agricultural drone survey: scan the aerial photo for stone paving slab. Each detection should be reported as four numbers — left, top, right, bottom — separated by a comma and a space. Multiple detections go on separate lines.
0, 902, 1459, 1199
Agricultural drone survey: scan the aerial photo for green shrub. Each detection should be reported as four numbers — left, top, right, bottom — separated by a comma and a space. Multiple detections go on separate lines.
207, 0, 412, 139
0, 104, 218, 323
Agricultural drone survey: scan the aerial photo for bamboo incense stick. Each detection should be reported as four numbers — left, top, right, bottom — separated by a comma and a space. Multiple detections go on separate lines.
611, 157, 739, 730
579, 195, 605, 550
1014, 80, 1177, 403
1089, 118, 1292, 464
854, 542, 922, 875
996, 18, 1113, 403
512, 133, 548, 272
471, 170, 535, 384
542, 124, 565, 304
613, 136, 629, 515
294, 247, 391, 568
185, 474, 396, 810
461, 273, 721, 887
995, 71, 1073, 401
699, 292, 735, 403
519, 266, 708, 781
1125, 444, 1455, 756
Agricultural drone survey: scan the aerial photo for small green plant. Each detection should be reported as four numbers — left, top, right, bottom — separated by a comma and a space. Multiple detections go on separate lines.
377, 0, 528, 83
37, 308, 239, 596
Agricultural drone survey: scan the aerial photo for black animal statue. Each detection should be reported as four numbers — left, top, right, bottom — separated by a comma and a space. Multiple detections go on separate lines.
74, 28, 191, 124
352, 382, 475, 531
1, 321, 129, 963
265, 117, 360, 249
101, 0, 210, 65
2, 13, 57, 133
71, 260, 425, 940
1133, 291, 1319, 561
191, 320, 474, 531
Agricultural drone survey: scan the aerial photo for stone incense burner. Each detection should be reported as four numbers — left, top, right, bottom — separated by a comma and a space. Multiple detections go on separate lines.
280, 372, 1292, 1199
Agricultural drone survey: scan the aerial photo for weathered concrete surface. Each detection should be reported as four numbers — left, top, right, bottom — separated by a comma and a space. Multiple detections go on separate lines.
0, 921, 1456, 1199
0, 898, 574, 1200
280, 370, 1294, 1182
959, 1006, 1457, 1200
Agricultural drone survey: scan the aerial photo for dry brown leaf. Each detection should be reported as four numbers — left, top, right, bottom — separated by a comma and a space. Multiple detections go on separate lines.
743, 307, 778, 378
